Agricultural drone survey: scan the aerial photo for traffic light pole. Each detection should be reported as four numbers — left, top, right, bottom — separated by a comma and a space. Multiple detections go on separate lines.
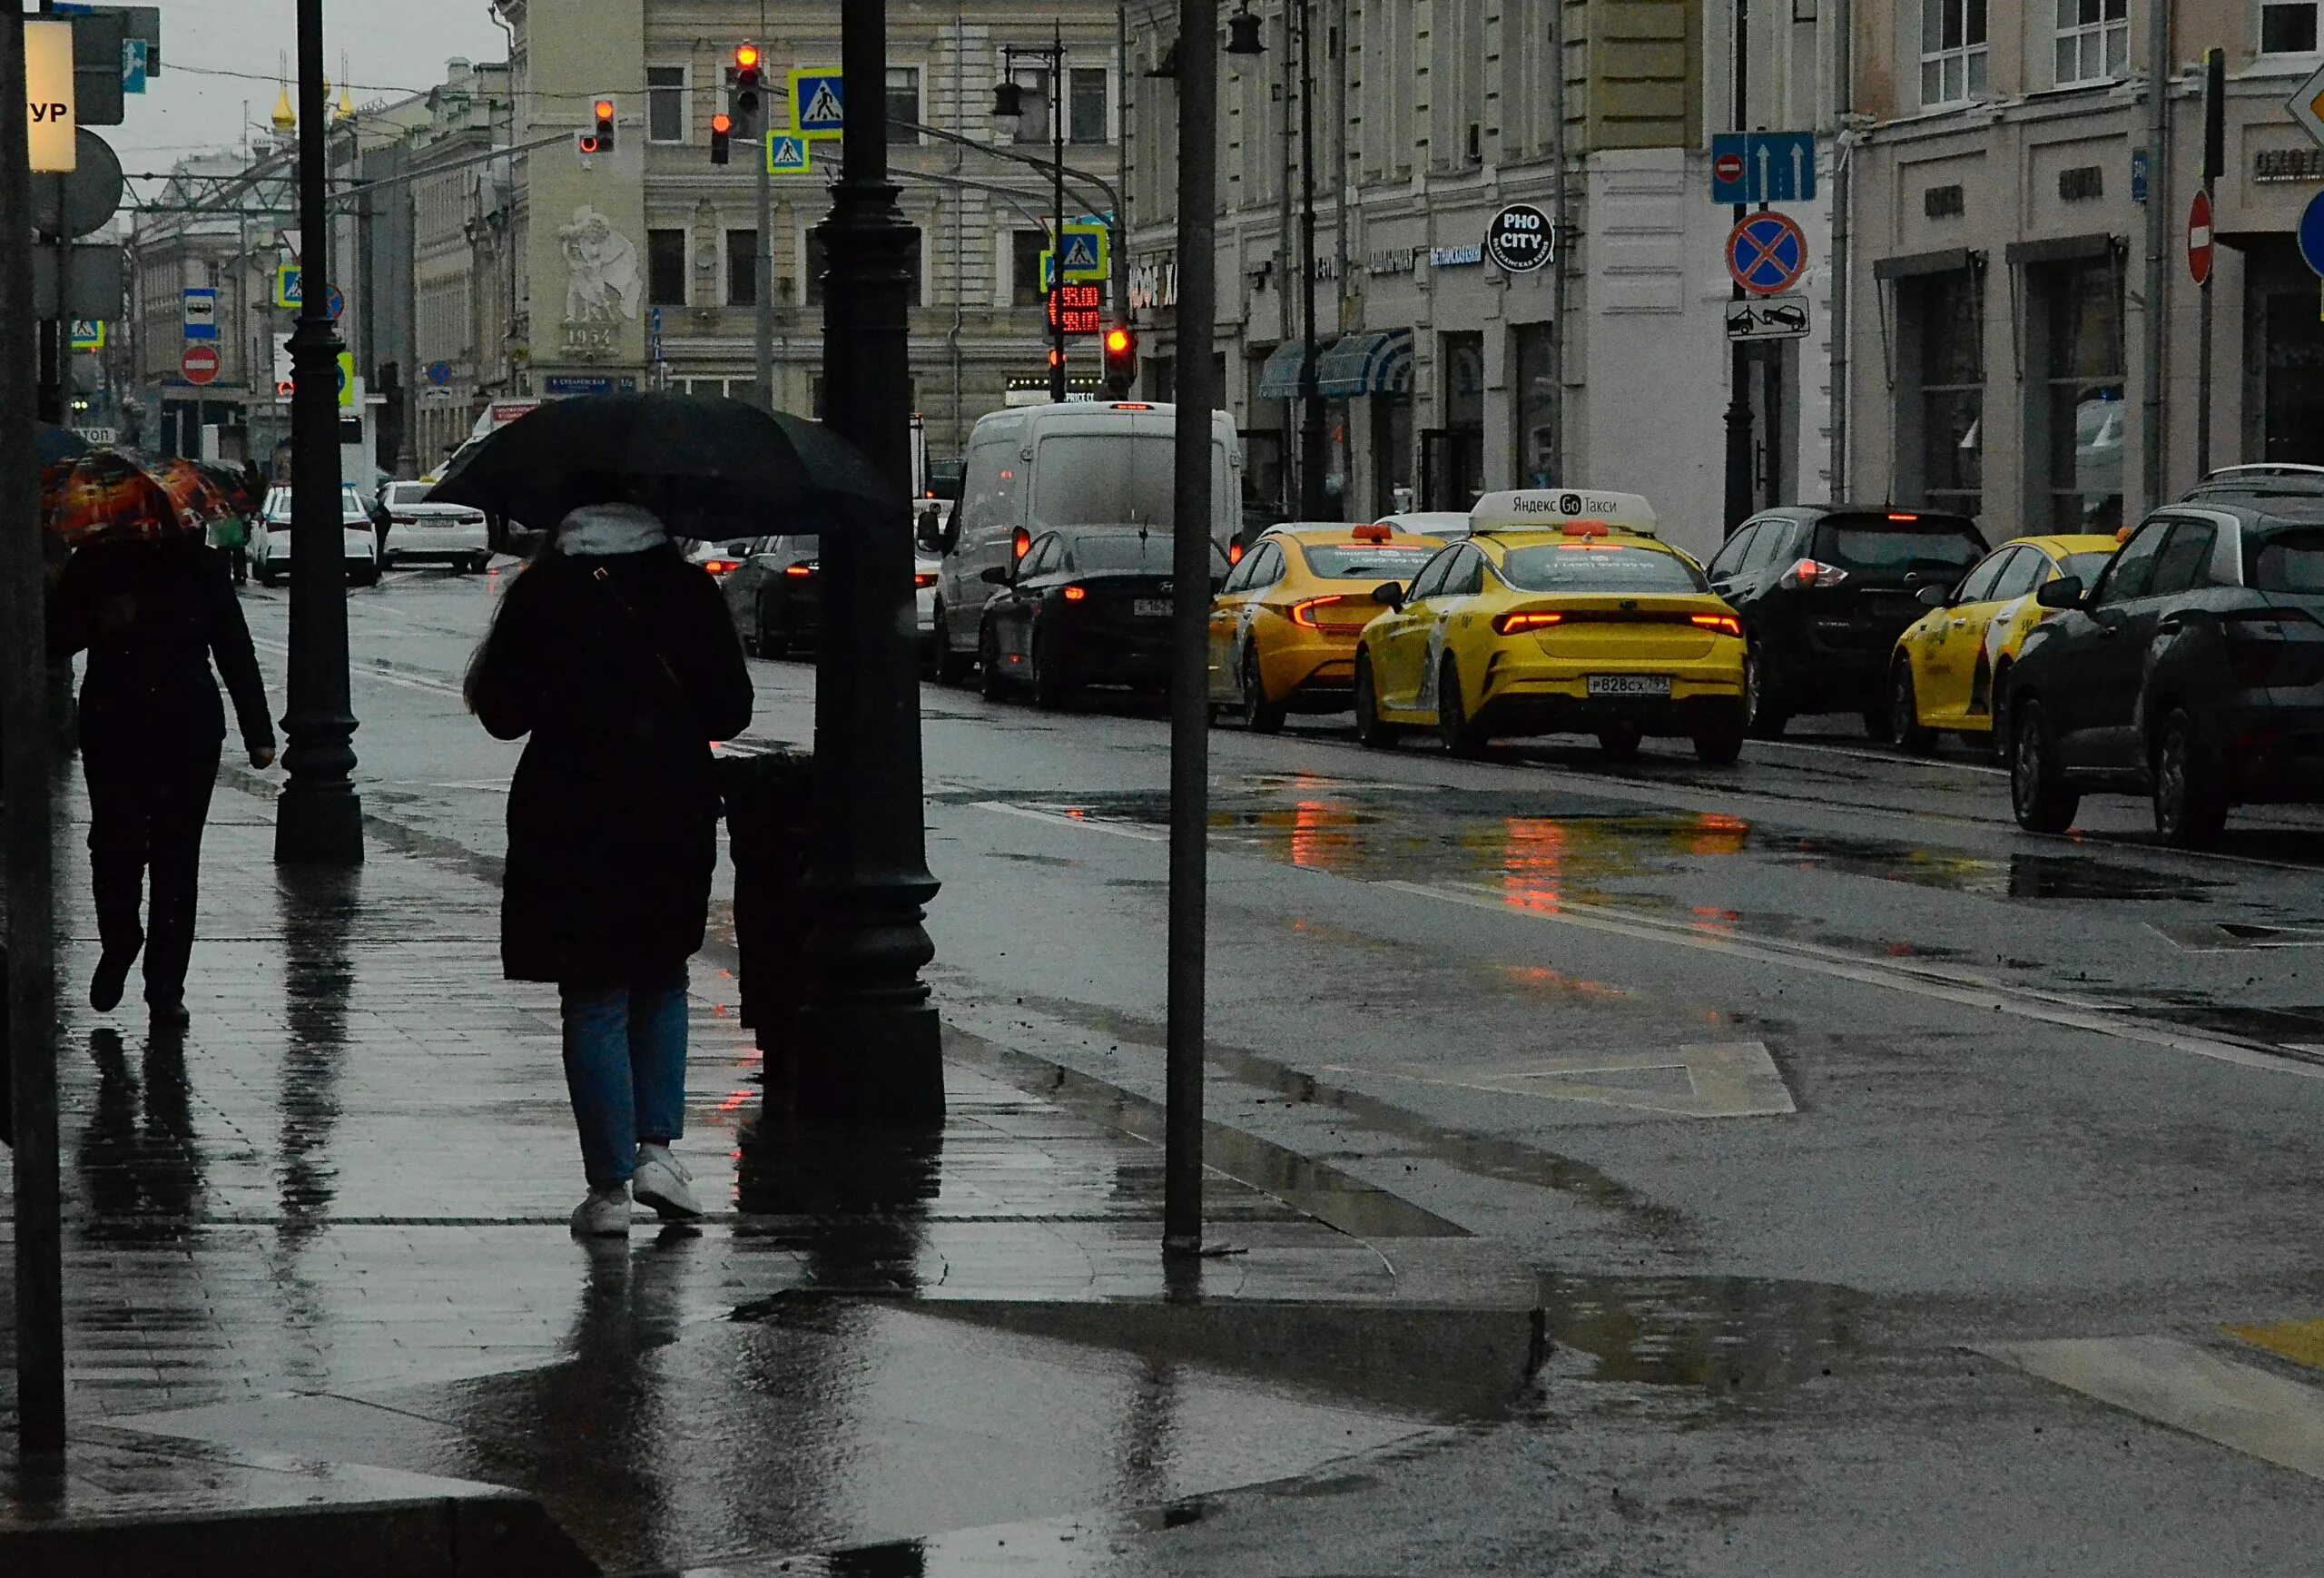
754, 107, 775, 412
276, 0, 363, 865
1295, 0, 1324, 520
1051, 25, 1068, 403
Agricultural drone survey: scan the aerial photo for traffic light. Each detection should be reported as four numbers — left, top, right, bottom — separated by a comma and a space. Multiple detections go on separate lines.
1046, 347, 1065, 373
592, 96, 616, 153
1102, 325, 1137, 396
733, 43, 763, 128
710, 111, 733, 165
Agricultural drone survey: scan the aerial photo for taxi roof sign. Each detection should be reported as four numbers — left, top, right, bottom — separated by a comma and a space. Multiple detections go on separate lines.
1467, 489, 1658, 536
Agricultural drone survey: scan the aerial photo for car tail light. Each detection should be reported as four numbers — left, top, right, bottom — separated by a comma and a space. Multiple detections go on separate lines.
1780, 557, 1848, 588
912, 572, 938, 589
1287, 595, 1348, 627
701, 559, 740, 576
1494, 610, 1565, 635
1011, 527, 1031, 561
1886, 512, 1919, 522
1351, 523, 1392, 542
783, 562, 814, 578
1690, 613, 1743, 636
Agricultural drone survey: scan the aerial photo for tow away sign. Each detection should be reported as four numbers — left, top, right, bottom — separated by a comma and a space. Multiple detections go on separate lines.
1726, 293, 1810, 340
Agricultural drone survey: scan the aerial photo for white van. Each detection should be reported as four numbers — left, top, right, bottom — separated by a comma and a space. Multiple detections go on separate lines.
924, 401, 1242, 680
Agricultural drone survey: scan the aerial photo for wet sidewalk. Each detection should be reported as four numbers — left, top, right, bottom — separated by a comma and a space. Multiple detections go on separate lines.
3, 774, 1538, 1574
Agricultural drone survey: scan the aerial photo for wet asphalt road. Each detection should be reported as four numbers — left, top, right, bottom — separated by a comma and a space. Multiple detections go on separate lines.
237, 564, 2324, 1573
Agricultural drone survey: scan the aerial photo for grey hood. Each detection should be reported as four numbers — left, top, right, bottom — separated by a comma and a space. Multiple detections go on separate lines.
556, 502, 668, 557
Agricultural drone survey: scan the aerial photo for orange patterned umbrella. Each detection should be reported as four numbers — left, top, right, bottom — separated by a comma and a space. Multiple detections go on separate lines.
42, 449, 241, 547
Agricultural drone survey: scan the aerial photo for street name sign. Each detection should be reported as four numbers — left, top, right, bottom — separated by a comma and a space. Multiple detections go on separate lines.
2290, 62, 2324, 151
1727, 211, 1808, 296
1709, 130, 1816, 205
789, 69, 844, 138
1725, 293, 1810, 340
182, 285, 218, 340
1483, 202, 1555, 273
26, 19, 78, 172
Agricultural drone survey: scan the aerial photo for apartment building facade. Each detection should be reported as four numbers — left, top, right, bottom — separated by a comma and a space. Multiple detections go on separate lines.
1847, 0, 2324, 533
1122, 1, 1843, 561
498, 0, 1127, 459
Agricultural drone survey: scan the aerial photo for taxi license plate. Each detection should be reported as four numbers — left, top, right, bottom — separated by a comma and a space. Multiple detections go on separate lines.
1587, 675, 1672, 698
1134, 598, 1172, 617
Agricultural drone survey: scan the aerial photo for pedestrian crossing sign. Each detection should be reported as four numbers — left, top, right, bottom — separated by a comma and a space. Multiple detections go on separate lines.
1039, 224, 1110, 290
274, 263, 302, 309
69, 319, 105, 351
765, 133, 810, 174
789, 69, 844, 138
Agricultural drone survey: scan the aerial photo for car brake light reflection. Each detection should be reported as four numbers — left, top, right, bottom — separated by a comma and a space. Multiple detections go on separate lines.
1061, 585, 1088, 601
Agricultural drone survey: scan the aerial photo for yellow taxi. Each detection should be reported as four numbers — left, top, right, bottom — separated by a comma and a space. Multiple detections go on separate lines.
1886, 533, 2120, 752
1352, 490, 1748, 764
1207, 521, 1442, 731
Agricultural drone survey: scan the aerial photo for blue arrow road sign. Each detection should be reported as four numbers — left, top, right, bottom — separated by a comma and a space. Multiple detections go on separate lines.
1728, 211, 1809, 297
1709, 131, 1817, 205
2300, 192, 2324, 279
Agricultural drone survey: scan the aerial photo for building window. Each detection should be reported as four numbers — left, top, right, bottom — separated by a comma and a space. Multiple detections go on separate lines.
887, 66, 921, 145
2032, 257, 2125, 530
1010, 230, 1049, 306
1513, 324, 1557, 488
1907, 268, 1984, 518
1920, 0, 1989, 104
726, 229, 757, 308
2053, 0, 2128, 85
1068, 67, 1109, 145
2262, 3, 2322, 54
1010, 67, 1052, 145
646, 229, 686, 306
646, 65, 687, 143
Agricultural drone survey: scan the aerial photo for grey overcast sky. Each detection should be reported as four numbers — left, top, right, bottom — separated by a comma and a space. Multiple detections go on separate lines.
109, 0, 509, 178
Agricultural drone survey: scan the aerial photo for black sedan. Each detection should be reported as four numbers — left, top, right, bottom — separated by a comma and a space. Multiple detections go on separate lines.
722, 534, 822, 657
976, 526, 1227, 708
1707, 505, 1986, 737
2005, 497, 2324, 847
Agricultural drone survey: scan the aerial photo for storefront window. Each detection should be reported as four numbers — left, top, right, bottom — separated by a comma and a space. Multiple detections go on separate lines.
1426, 331, 1485, 510
2249, 242, 2324, 466
1910, 269, 1984, 519
2035, 256, 2123, 530
1512, 323, 1556, 488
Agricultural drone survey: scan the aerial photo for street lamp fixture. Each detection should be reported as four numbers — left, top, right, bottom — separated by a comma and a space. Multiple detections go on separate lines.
990, 78, 1029, 128
1226, 5, 1265, 55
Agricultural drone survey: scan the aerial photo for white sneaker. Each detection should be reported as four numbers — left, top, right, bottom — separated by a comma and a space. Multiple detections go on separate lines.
632, 1143, 704, 1220
570, 1186, 633, 1238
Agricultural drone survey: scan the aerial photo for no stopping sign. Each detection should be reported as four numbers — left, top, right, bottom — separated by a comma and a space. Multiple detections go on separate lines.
1485, 203, 1556, 274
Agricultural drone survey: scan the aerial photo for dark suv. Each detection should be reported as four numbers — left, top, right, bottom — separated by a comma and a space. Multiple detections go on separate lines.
1707, 505, 1987, 736
2004, 498, 2324, 847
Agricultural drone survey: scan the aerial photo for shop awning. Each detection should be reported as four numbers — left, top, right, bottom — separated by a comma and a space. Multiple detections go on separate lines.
1256, 338, 1333, 400
1315, 329, 1415, 398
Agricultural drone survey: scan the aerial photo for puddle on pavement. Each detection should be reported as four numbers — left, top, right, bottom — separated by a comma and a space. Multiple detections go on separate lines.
1776, 834, 2222, 903
1537, 1272, 1863, 1401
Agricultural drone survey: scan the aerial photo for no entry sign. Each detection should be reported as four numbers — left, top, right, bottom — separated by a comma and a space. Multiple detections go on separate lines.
2188, 191, 2214, 287
1727, 211, 1808, 297
1713, 150, 1746, 188
181, 345, 221, 386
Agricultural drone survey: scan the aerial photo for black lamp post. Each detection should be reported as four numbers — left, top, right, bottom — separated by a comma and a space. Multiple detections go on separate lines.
996, 28, 1070, 403
798, 0, 942, 1122
1227, 2, 1323, 519
275, 0, 362, 864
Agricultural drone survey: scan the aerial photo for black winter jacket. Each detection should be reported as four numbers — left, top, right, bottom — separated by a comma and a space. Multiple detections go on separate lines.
468, 540, 753, 984
48, 538, 274, 755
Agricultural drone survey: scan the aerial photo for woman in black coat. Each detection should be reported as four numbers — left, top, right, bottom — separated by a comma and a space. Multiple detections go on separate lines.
49, 536, 277, 1026
466, 502, 753, 1237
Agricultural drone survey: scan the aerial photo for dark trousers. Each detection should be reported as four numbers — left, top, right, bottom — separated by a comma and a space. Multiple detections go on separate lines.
83, 733, 222, 1006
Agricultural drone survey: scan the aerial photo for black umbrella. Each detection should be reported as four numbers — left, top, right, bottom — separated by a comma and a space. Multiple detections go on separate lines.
423, 392, 890, 539
35, 423, 89, 465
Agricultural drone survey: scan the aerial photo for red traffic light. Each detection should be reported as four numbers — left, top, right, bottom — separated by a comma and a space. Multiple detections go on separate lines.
1046, 348, 1065, 370
734, 43, 761, 70
709, 112, 733, 164
711, 112, 733, 134
593, 98, 615, 121
1104, 327, 1133, 357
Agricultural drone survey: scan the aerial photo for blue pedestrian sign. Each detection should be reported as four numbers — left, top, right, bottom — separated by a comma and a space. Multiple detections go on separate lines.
2300, 191, 2324, 280
1057, 229, 1103, 276
1709, 131, 1817, 205
1727, 211, 1808, 297
765, 132, 810, 174
790, 69, 844, 137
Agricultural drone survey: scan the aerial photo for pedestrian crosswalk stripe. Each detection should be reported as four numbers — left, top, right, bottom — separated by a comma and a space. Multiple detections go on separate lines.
1982, 1335, 2324, 1482
2227, 1319, 2324, 1372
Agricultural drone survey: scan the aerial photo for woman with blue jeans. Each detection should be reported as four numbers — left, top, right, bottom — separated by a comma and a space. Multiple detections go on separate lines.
467, 500, 753, 1235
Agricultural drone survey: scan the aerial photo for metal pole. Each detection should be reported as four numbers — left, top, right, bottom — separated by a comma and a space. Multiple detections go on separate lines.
4, 4, 66, 1459
1165, 0, 1218, 1257
1295, 0, 1324, 520
2140, 0, 2172, 510
275, 0, 362, 864
755, 105, 775, 412
2196, 46, 2223, 479
1117, 0, 1133, 350
798, 0, 943, 1123
1051, 27, 1068, 403
1722, 0, 1753, 530
1828, 0, 1852, 498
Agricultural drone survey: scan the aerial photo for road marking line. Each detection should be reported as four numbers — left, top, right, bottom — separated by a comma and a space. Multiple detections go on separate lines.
1334, 1040, 1796, 1119
1758, 738, 2009, 778
1981, 1336, 2324, 1482
249, 637, 462, 697
2227, 1320, 2324, 1372
972, 801, 1168, 843
1385, 880, 2324, 1080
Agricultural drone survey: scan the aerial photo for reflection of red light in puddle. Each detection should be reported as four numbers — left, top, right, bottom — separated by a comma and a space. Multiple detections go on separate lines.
1886, 942, 1915, 956
1689, 813, 1749, 857
1689, 903, 1738, 935
717, 1088, 752, 1113
1289, 799, 1353, 872
1499, 817, 1567, 912
1502, 962, 1627, 1000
